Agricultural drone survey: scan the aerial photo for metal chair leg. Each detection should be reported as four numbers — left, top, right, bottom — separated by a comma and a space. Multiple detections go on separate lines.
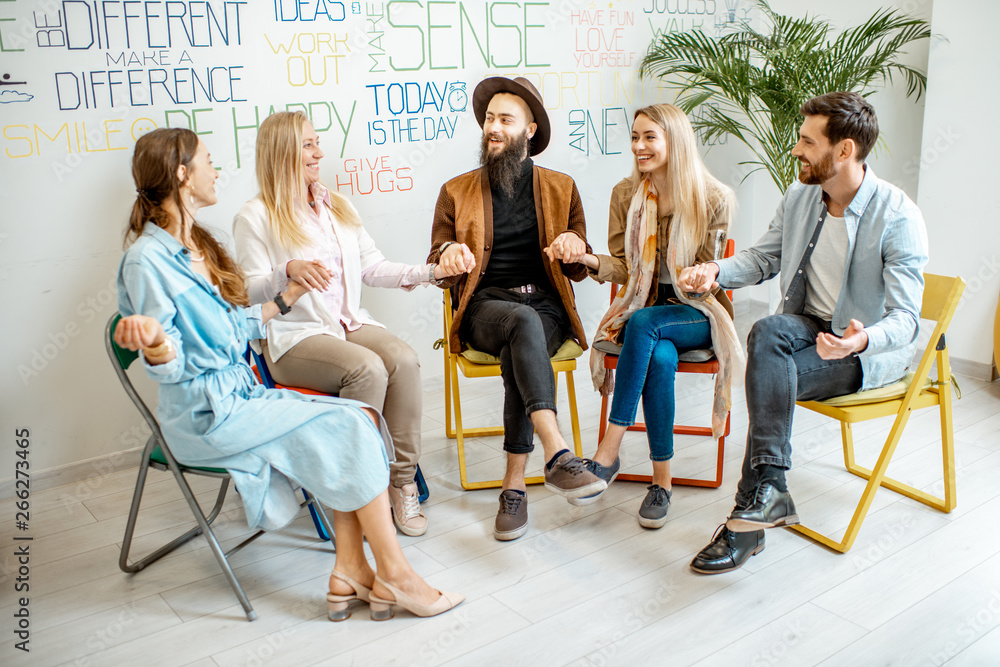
157, 445, 256, 621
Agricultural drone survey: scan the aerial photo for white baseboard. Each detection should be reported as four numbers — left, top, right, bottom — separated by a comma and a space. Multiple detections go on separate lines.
949, 357, 996, 383
1, 446, 143, 500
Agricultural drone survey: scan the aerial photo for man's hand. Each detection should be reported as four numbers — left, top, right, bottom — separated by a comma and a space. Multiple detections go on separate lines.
816, 319, 869, 360
287, 259, 331, 291
543, 232, 587, 263
438, 242, 476, 277
677, 262, 721, 294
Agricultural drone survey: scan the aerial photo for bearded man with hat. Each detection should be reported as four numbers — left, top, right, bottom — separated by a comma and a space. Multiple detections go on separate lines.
426, 76, 603, 541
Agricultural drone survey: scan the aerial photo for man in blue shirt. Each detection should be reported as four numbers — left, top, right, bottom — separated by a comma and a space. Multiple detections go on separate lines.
677, 92, 928, 573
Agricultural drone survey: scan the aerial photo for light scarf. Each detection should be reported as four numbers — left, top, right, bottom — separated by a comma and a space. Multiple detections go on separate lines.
589, 178, 746, 438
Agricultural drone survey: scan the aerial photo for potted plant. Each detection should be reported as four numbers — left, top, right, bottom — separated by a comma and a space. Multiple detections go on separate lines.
639, 0, 932, 192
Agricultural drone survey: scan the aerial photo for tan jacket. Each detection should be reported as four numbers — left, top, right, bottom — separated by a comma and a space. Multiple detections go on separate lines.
427, 165, 591, 351
589, 178, 734, 320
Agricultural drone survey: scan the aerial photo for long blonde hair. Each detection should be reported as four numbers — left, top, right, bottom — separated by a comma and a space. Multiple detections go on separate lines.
255, 110, 360, 250
127, 128, 248, 306
627, 104, 734, 247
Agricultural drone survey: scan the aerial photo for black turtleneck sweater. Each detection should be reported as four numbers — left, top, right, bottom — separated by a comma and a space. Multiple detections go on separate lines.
477, 158, 551, 292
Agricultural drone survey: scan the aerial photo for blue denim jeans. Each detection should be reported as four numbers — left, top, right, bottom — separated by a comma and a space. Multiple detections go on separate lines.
461, 286, 569, 454
734, 313, 863, 507
608, 302, 712, 461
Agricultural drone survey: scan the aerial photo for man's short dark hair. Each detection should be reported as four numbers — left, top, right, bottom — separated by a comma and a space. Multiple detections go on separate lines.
800, 92, 879, 161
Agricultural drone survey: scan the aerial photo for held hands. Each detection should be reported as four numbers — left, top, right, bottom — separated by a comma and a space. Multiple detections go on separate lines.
543, 232, 587, 264
287, 259, 332, 291
438, 242, 476, 278
283, 279, 310, 305
816, 319, 869, 360
114, 314, 166, 352
676, 262, 721, 294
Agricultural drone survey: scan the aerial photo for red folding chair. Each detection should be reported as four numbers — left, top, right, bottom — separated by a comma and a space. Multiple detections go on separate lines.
598, 239, 735, 488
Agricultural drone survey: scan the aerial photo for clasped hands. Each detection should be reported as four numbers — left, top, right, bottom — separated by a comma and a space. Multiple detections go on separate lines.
437, 242, 476, 278
543, 232, 588, 264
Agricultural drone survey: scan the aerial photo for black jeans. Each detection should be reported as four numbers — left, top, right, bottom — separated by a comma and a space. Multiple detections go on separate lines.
735, 313, 863, 508
461, 286, 569, 454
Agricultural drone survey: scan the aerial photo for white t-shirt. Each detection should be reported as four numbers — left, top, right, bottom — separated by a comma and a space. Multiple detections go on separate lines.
803, 214, 849, 322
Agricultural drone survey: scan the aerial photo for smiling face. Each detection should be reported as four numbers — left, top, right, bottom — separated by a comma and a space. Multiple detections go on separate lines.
792, 115, 839, 185
631, 113, 669, 176
300, 121, 324, 186
182, 140, 218, 210
481, 93, 535, 159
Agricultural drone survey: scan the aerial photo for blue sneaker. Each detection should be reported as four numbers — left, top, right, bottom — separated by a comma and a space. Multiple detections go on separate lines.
568, 457, 620, 506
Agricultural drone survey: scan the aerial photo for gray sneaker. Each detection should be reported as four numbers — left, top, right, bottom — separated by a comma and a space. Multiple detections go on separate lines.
568, 457, 621, 506
638, 484, 672, 529
494, 490, 528, 541
544, 451, 608, 500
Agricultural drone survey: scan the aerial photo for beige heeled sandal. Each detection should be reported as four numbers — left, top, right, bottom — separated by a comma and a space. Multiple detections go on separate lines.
326, 570, 373, 622
368, 575, 465, 621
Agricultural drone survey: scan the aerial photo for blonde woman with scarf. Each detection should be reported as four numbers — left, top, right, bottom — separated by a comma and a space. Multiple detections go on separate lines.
234, 111, 472, 538
569, 104, 745, 528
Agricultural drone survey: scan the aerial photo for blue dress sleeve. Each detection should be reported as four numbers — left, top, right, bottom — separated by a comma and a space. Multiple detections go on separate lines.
117, 255, 188, 384
238, 303, 266, 343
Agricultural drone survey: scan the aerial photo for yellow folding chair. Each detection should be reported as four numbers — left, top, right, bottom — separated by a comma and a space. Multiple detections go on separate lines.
437, 290, 584, 490
789, 273, 965, 553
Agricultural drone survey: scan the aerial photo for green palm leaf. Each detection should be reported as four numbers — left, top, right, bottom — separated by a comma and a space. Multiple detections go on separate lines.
640, 0, 931, 192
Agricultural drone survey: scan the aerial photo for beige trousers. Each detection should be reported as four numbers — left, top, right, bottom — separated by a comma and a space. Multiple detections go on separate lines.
262, 325, 421, 486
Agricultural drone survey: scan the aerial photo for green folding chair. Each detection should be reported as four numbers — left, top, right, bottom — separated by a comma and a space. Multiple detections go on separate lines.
107, 313, 335, 621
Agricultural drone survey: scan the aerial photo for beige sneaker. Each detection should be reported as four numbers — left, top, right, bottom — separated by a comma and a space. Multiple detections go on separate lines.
388, 483, 428, 537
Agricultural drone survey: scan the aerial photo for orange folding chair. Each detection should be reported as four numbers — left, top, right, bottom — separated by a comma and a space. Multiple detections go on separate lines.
598, 238, 735, 488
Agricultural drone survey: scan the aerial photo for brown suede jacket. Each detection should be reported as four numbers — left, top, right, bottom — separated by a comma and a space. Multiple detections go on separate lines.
427, 165, 592, 352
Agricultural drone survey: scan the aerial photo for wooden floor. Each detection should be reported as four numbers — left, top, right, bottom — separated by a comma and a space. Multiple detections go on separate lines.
3, 342, 1000, 666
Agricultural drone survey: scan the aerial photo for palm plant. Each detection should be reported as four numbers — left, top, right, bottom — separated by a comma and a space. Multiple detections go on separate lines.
639, 1, 932, 192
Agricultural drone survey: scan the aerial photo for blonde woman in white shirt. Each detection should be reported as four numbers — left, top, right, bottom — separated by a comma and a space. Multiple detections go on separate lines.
234, 111, 473, 537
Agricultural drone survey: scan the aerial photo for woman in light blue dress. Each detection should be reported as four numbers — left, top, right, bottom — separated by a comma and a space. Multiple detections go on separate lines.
115, 127, 462, 621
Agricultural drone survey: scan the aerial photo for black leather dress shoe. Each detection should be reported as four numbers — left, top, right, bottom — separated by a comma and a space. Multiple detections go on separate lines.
690, 525, 765, 574
726, 481, 799, 532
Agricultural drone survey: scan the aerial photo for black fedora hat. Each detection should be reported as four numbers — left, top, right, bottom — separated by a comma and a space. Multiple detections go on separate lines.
472, 76, 550, 156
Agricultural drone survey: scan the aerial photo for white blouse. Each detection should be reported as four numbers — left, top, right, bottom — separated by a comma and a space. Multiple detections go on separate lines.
233, 187, 432, 361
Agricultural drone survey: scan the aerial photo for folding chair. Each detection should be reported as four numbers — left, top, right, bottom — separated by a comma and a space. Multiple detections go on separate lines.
789, 273, 965, 553
248, 348, 431, 520
107, 313, 335, 621
597, 238, 735, 488
437, 289, 584, 490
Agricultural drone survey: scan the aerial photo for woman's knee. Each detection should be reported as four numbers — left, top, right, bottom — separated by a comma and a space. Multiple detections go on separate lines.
627, 306, 658, 333
345, 349, 389, 388
381, 335, 421, 376
650, 339, 679, 373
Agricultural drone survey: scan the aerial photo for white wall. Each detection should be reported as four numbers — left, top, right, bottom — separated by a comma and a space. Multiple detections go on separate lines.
917, 0, 1000, 372
0, 0, 952, 484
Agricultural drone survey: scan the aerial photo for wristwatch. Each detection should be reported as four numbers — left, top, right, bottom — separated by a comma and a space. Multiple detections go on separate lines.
429, 262, 445, 286
273, 293, 292, 315
438, 241, 455, 255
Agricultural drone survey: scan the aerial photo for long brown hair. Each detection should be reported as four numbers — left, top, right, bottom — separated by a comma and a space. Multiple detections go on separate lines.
126, 128, 249, 306
255, 110, 360, 251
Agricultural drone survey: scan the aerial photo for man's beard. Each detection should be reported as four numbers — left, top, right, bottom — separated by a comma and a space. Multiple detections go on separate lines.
479, 130, 530, 197
797, 149, 836, 185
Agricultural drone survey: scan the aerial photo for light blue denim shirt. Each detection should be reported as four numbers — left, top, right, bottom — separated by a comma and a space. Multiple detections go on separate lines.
716, 166, 928, 390
117, 222, 391, 530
